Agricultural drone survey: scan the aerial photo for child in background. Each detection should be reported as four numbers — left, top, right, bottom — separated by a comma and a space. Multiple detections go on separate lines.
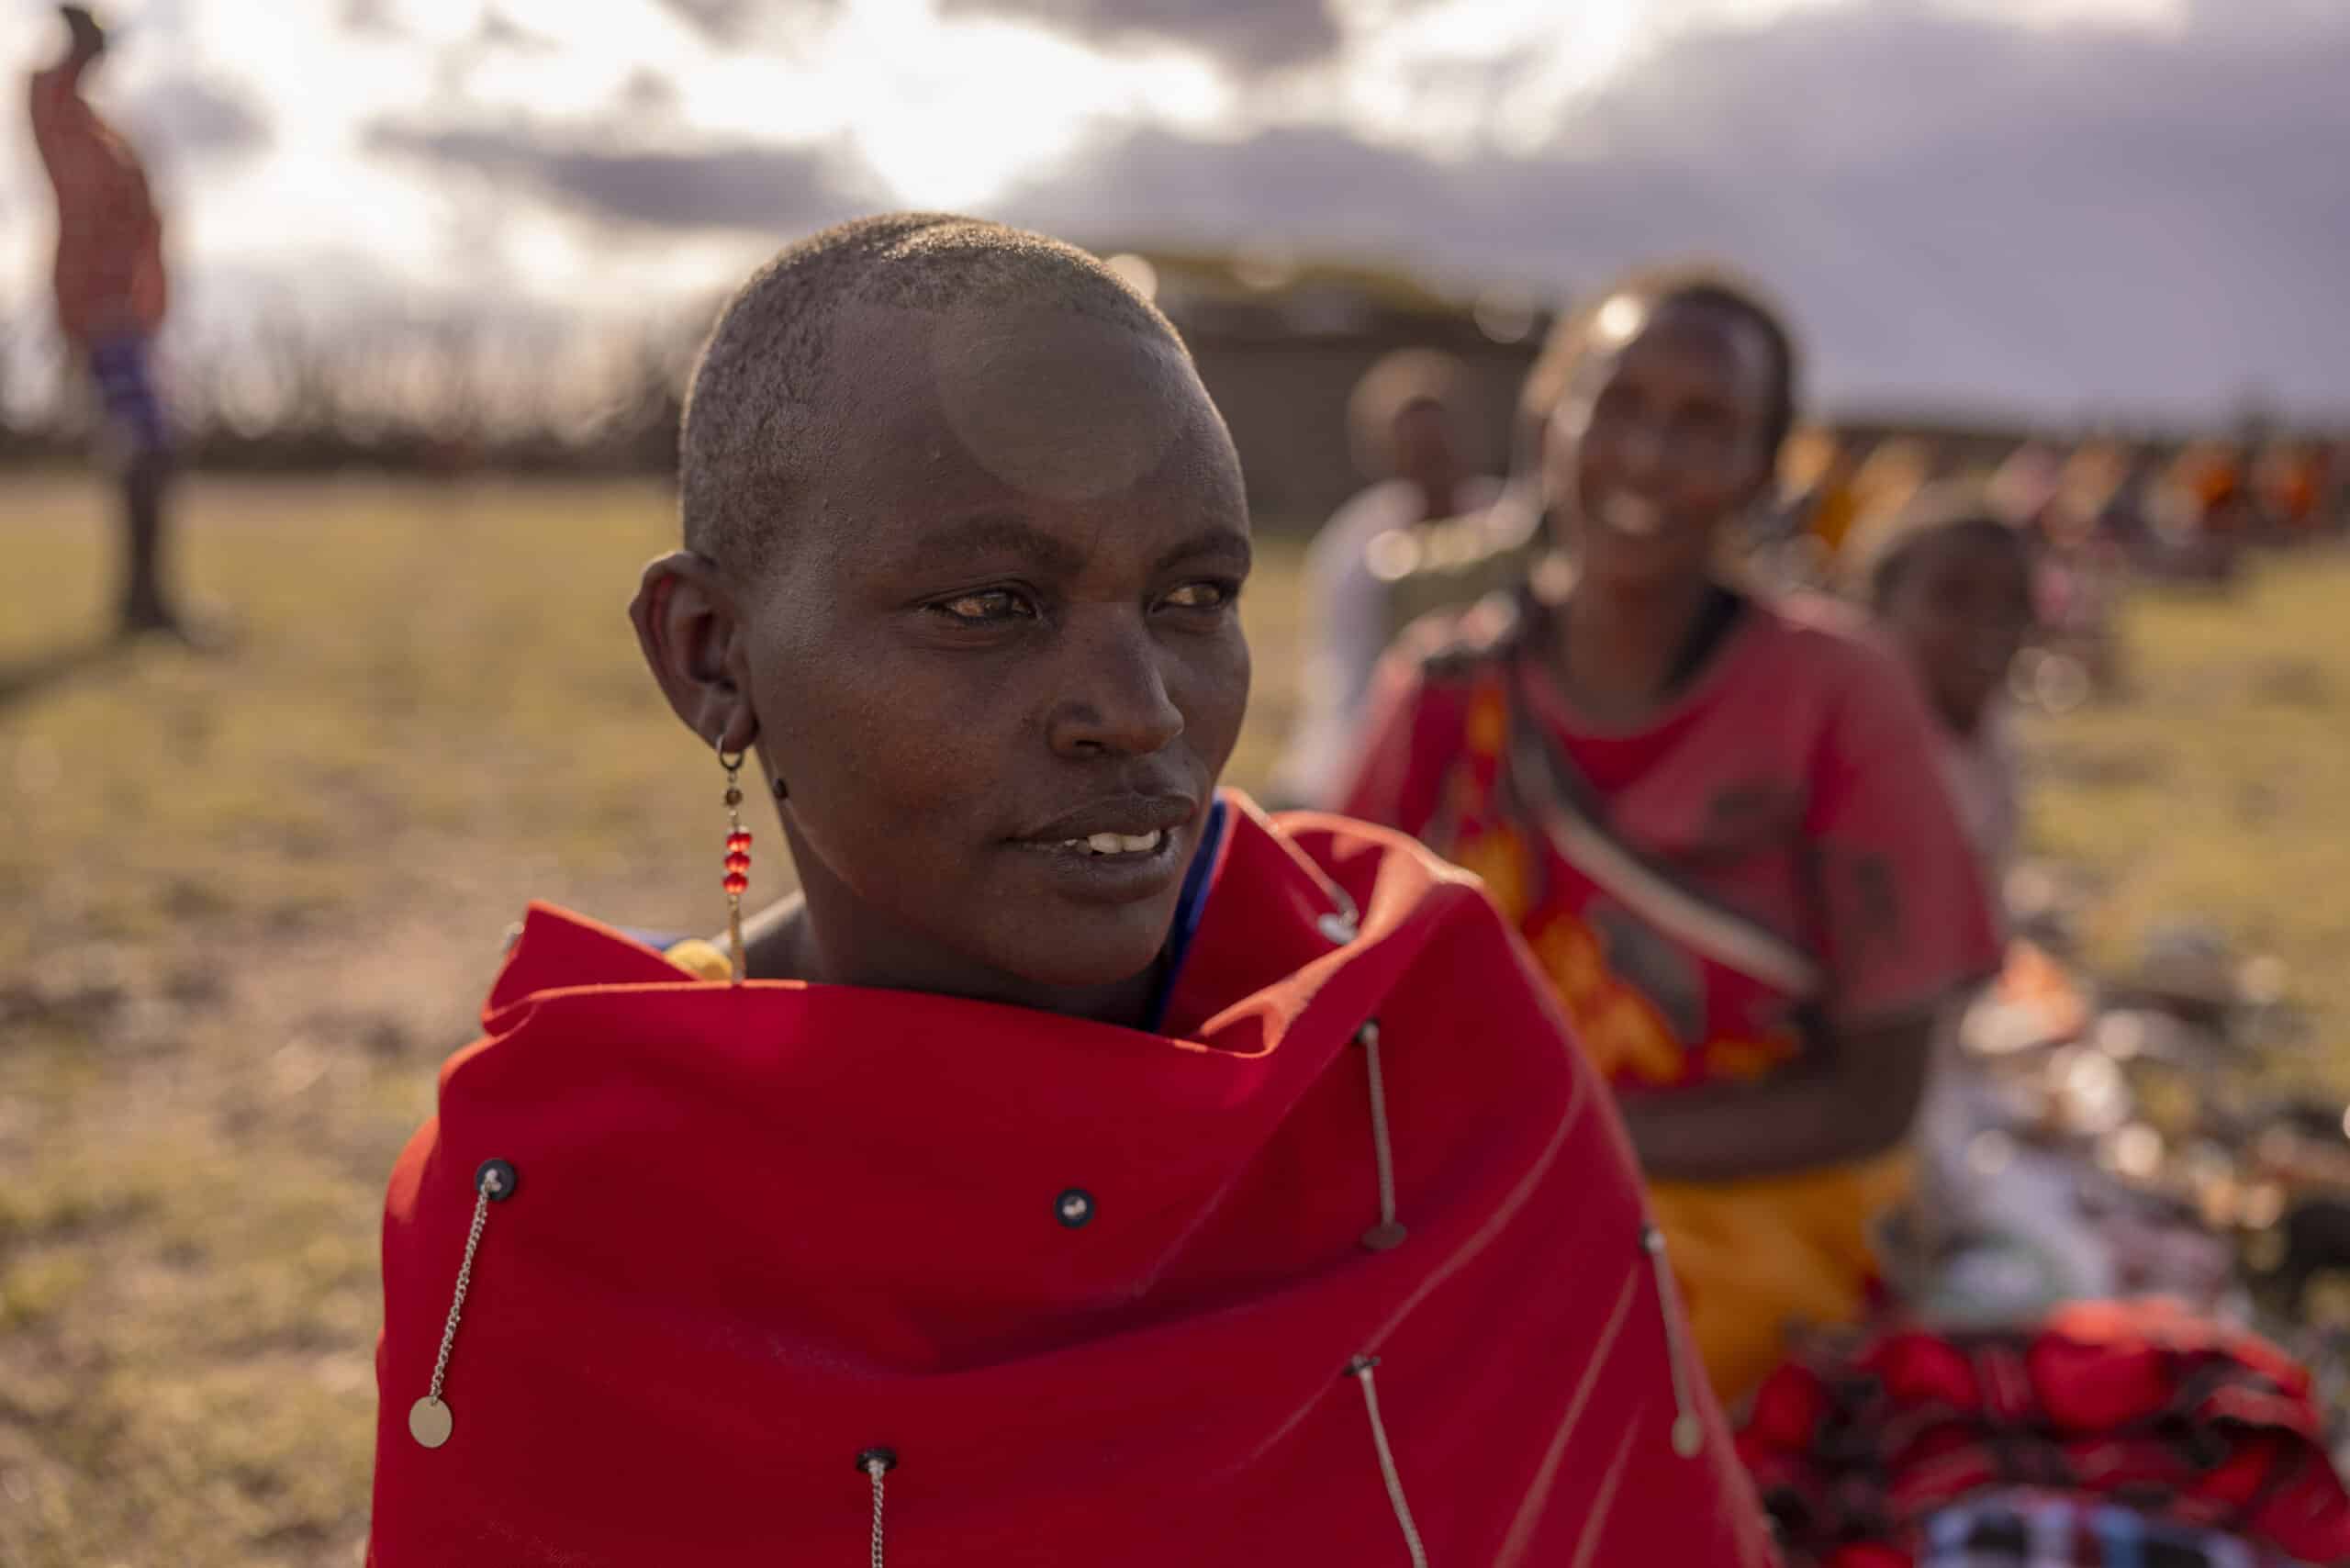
1851, 483, 2035, 878
1848, 485, 2049, 1307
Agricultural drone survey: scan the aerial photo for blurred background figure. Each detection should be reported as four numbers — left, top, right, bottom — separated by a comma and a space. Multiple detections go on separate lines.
2031, 440, 2132, 700
2256, 440, 2327, 545
1988, 438, 2065, 533
1766, 423, 1862, 587
1846, 432, 1938, 542
28, 3, 206, 644
1846, 482, 2040, 1305
1850, 483, 2035, 884
2089, 439, 2165, 567
2166, 438, 2253, 581
1270, 347, 1499, 806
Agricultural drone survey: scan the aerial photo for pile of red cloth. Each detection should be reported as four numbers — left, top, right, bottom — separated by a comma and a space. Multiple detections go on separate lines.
1739, 1297, 2350, 1566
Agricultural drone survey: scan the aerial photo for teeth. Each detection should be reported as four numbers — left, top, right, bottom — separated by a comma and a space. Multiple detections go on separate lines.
1601, 495, 1663, 537
1057, 830, 1165, 856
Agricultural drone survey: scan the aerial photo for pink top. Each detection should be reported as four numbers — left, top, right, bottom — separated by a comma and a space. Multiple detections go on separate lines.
1341, 589, 2000, 1060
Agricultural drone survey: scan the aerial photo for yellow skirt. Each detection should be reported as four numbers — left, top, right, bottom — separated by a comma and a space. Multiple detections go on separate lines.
1648, 1150, 1913, 1408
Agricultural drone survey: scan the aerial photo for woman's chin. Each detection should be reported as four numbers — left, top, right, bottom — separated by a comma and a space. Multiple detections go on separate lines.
1009, 941, 1169, 994
1571, 521, 1711, 590
979, 909, 1179, 997
1584, 546, 1700, 594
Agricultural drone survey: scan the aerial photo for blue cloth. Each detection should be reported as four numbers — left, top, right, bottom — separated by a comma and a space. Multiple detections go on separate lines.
1146, 798, 1226, 1031
89, 334, 170, 454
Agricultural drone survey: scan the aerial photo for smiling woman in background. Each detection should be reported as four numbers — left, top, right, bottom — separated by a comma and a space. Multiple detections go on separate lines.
1337, 264, 2002, 1406
364, 218, 1774, 1566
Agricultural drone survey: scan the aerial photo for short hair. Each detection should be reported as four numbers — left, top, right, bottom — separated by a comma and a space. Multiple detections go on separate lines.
679, 213, 1184, 576
1346, 348, 1467, 476
1847, 480, 2031, 606
1516, 263, 1800, 476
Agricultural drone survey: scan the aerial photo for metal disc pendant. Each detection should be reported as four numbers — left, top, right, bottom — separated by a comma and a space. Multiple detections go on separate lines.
409, 1395, 454, 1449
1671, 1412, 1704, 1457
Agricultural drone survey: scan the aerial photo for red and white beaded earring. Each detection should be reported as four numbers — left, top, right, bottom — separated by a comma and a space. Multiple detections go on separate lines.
719, 741, 751, 985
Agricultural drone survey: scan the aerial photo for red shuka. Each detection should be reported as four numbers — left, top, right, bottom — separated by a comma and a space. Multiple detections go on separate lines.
371, 794, 1776, 1565
28, 61, 167, 346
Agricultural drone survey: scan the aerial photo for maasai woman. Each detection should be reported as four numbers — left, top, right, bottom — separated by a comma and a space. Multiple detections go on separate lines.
367, 218, 1774, 1566
1337, 266, 2002, 1407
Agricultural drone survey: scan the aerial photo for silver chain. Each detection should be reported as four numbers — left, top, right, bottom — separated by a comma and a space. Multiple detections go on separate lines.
1359, 1022, 1398, 1232
1348, 1356, 1429, 1568
866, 1456, 888, 1568
426, 1180, 496, 1404
1641, 1224, 1705, 1456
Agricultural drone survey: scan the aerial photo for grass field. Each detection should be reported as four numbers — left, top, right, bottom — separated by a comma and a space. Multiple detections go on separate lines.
2, 473, 2347, 1563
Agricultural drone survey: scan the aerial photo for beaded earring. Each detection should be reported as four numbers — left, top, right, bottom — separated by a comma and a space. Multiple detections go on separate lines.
719, 743, 751, 986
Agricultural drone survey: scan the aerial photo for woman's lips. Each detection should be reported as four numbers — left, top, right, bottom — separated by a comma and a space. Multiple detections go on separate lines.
1033, 829, 1165, 857
1006, 826, 1187, 903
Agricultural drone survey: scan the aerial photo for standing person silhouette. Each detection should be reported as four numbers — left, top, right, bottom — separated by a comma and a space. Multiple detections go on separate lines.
29, 4, 209, 644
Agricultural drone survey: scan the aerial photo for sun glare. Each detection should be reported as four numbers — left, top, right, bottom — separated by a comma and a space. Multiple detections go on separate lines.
832, 2, 1227, 208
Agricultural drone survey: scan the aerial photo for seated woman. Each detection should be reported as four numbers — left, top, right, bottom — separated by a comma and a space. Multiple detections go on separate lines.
366, 218, 1774, 1566
1337, 265, 2002, 1408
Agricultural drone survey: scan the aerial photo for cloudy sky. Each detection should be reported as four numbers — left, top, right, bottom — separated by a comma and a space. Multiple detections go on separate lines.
3, 0, 2344, 420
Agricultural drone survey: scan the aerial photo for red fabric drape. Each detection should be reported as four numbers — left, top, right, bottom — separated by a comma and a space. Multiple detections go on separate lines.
370, 795, 1776, 1565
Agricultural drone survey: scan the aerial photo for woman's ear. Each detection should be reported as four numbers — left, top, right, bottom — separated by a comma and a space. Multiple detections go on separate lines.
630, 551, 755, 752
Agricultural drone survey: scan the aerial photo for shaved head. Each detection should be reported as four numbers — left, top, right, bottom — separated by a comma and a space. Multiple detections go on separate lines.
678, 212, 1186, 577
636, 211, 1248, 1007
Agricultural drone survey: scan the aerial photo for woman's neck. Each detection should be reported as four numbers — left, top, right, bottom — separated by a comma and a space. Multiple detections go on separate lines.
747, 894, 1165, 1030
1939, 694, 1989, 741
1546, 570, 1719, 723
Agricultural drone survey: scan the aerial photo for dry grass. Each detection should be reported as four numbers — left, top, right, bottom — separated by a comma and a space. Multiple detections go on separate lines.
2020, 556, 2350, 1094
0, 470, 2342, 1562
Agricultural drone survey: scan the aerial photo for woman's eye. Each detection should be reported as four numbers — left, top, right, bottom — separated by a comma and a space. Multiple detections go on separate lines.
1160, 580, 1237, 611
931, 588, 1036, 623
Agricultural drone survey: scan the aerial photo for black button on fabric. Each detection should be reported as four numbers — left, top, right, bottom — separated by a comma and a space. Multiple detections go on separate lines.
856, 1445, 898, 1474
475, 1158, 519, 1202
1056, 1188, 1095, 1228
